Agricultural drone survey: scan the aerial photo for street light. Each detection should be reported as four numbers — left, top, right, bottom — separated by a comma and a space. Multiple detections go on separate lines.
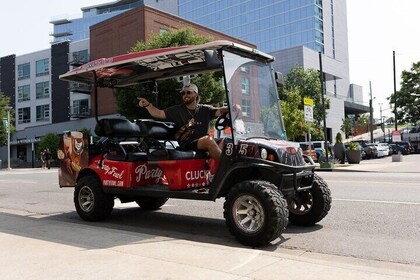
5, 106, 12, 170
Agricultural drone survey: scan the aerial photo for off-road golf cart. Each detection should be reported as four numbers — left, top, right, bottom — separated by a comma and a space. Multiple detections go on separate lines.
58, 40, 331, 247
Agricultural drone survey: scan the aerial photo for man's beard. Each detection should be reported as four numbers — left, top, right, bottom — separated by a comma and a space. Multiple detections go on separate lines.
183, 97, 195, 105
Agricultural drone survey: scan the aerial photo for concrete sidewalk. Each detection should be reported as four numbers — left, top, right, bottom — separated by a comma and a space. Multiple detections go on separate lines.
1, 207, 419, 280
317, 153, 420, 173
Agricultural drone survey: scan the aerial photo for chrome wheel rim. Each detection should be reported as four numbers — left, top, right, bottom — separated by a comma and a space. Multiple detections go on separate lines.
79, 186, 94, 212
232, 194, 265, 233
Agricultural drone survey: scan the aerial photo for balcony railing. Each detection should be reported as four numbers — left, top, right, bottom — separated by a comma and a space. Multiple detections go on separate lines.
69, 54, 90, 67
69, 106, 91, 118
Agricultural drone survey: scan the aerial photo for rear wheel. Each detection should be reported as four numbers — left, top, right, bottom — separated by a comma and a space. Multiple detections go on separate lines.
136, 197, 168, 210
74, 176, 114, 221
224, 180, 288, 247
288, 174, 331, 226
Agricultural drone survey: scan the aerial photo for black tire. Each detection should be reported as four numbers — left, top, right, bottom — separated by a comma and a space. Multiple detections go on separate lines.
223, 180, 289, 247
74, 176, 114, 221
288, 173, 331, 226
135, 197, 168, 210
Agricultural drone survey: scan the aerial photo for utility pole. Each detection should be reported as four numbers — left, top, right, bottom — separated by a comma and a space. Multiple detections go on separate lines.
379, 103, 385, 142
5, 106, 12, 170
319, 52, 329, 162
369, 81, 374, 143
393, 50, 398, 131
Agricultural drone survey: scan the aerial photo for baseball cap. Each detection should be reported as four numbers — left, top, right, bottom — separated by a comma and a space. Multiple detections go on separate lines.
180, 83, 198, 94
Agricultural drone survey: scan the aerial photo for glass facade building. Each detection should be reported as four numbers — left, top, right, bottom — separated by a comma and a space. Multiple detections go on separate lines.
179, 0, 325, 54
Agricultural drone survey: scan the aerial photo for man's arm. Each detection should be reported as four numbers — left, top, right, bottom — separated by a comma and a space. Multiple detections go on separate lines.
215, 106, 228, 117
138, 97, 166, 119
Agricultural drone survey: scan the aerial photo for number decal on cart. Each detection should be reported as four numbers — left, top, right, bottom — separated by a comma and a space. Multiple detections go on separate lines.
238, 144, 248, 155
225, 143, 234, 156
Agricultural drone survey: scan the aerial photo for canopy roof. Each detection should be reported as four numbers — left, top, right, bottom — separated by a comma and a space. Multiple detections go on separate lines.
59, 40, 274, 88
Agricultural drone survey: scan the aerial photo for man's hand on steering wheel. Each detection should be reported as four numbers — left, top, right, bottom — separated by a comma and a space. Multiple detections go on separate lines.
215, 111, 231, 131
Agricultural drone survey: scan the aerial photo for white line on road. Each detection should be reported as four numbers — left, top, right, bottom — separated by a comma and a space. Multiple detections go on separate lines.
335, 198, 420, 205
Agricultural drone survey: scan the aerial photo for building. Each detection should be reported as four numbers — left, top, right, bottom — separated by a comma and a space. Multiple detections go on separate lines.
50, 0, 178, 44
0, 3, 252, 166
1, 0, 368, 166
177, 0, 369, 140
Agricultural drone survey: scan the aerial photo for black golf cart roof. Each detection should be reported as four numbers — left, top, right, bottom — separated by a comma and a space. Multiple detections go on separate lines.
59, 40, 274, 87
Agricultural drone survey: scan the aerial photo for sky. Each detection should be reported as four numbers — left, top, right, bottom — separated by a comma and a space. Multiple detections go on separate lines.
1, 0, 419, 119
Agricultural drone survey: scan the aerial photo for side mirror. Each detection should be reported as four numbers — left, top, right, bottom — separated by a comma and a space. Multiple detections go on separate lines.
275, 71, 284, 86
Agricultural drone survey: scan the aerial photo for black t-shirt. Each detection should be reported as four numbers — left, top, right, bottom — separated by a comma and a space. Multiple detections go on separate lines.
164, 104, 218, 140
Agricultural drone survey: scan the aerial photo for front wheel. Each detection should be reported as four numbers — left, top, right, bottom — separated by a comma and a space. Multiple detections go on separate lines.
74, 176, 114, 221
223, 180, 289, 247
288, 173, 331, 226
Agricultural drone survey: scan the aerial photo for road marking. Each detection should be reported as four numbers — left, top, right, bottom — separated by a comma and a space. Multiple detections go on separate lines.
228, 250, 262, 271
327, 180, 419, 186
335, 198, 420, 205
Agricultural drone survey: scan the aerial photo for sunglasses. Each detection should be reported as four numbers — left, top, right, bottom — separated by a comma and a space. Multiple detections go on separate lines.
181, 91, 195, 96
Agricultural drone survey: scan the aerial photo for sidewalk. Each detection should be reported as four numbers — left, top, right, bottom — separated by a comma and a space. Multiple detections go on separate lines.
317, 153, 420, 173
0, 207, 419, 280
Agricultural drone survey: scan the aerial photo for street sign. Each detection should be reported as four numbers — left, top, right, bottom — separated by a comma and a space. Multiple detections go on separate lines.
304, 105, 313, 122
304, 97, 314, 106
391, 130, 401, 142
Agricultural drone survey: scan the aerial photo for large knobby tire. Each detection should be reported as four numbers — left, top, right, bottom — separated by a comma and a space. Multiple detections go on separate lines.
223, 180, 289, 247
74, 176, 114, 221
136, 197, 168, 210
288, 173, 332, 226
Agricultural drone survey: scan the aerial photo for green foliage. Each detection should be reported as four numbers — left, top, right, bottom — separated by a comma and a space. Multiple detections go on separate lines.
388, 61, 420, 125
347, 141, 359, 151
280, 88, 305, 140
356, 114, 369, 127
37, 133, 60, 160
283, 66, 330, 125
131, 27, 212, 52
0, 93, 15, 146
335, 132, 343, 144
341, 116, 353, 137
114, 28, 225, 119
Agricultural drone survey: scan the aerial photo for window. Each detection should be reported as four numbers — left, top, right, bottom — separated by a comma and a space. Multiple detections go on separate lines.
241, 76, 250, 94
36, 81, 50, 99
18, 85, 31, 102
73, 99, 89, 115
18, 63, 30, 80
242, 99, 251, 117
36, 104, 50, 122
18, 107, 31, 124
72, 50, 89, 63
36, 58, 49, 77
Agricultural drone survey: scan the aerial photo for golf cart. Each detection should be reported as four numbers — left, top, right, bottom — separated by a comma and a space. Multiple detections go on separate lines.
58, 40, 331, 247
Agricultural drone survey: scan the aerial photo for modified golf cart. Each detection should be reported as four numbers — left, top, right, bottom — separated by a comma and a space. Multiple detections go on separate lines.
58, 41, 331, 247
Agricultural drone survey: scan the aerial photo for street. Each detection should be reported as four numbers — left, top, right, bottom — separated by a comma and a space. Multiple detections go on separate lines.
0, 156, 420, 279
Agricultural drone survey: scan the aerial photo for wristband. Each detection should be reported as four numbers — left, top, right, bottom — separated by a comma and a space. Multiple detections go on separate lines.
144, 103, 151, 108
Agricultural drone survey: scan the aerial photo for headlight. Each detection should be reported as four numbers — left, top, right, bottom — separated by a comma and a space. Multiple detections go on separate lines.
260, 148, 268, 160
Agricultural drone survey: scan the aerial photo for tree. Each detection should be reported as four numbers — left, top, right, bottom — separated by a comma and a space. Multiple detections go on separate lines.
341, 116, 353, 138
283, 66, 330, 126
114, 28, 225, 119
280, 87, 305, 140
388, 61, 420, 125
37, 133, 60, 160
0, 93, 15, 146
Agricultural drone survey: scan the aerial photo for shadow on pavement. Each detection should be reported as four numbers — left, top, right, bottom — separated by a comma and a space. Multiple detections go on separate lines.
0, 207, 323, 253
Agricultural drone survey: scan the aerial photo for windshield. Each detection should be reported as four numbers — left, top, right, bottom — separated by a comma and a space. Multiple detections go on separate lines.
222, 50, 287, 144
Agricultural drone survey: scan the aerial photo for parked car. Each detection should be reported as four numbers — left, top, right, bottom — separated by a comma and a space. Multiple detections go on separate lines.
381, 143, 393, 156
299, 143, 318, 161
396, 141, 414, 154
389, 144, 406, 155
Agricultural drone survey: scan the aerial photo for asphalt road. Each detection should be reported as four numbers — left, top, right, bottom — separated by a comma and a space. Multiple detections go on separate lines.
0, 167, 419, 267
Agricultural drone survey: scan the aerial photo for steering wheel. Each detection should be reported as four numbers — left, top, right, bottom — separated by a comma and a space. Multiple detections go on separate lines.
215, 111, 231, 131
